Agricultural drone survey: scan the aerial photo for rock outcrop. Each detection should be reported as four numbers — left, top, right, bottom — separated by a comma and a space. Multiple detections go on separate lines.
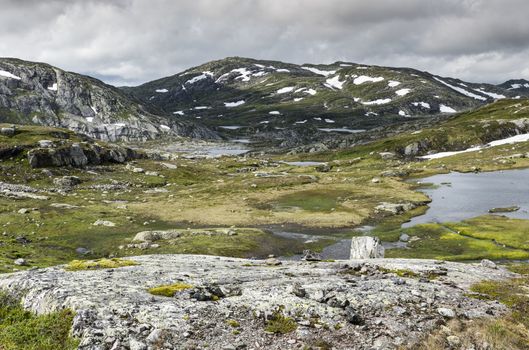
27, 142, 142, 168
0, 255, 513, 350
350, 237, 385, 259
0, 58, 217, 141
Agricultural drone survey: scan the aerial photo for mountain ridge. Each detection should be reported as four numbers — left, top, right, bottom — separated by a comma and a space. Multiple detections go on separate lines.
2, 56, 529, 143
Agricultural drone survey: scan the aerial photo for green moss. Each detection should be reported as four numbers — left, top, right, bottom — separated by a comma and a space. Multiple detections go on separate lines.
386, 218, 529, 261
507, 264, 529, 275
65, 258, 138, 271
470, 276, 529, 327
379, 268, 419, 278
148, 283, 193, 297
0, 291, 79, 350
226, 319, 240, 328
265, 309, 297, 334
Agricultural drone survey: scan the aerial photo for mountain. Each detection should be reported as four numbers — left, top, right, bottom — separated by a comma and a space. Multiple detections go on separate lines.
124, 57, 527, 135
498, 79, 529, 93
0, 58, 216, 141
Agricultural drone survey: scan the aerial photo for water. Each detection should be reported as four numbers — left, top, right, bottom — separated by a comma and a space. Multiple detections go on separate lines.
282, 161, 326, 166
404, 168, 529, 227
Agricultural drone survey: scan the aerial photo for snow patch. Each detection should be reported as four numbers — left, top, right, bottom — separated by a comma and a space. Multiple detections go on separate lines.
47, 83, 58, 91
422, 133, 529, 160
354, 75, 384, 85
186, 71, 214, 85
155, 89, 169, 93
276, 68, 290, 73
277, 86, 295, 94
86, 117, 94, 123
194, 106, 210, 110
301, 66, 336, 77
324, 118, 335, 123
325, 75, 345, 90
439, 104, 457, 113
433, 77, 487, 101
294, 98, 304, 102
173, 111, 185, 116
362, 98, 392, 105
412, 102, 431, 109
160, 125, 171, 131
269, 111, 281, 115
474, 88, 505, 100
224, 100, 245, 108
396, 88, 411, 96
510, 83, 529, 89
388, 81, 400, 87
295, 120, 307, 124
0, 70, 21, 80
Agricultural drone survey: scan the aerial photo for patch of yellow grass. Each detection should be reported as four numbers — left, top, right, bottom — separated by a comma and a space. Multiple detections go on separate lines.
65, 258, 138, 271
148, 283, 193, 297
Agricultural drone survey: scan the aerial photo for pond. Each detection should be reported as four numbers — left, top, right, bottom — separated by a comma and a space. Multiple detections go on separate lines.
404, 168, 529, 227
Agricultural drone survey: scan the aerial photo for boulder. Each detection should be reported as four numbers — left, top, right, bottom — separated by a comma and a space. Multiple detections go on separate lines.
350, 237, 385, 259
133, 230, 181, 242
53, 176, 82, 187
0, 126, 16, 136
301, 250, 322, 261
93, 220, 116, 227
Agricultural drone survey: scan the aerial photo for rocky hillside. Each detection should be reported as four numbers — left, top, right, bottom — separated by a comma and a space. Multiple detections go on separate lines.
0, 58, 216, 142
0, 255, 512, 350
124, 57, 528, 134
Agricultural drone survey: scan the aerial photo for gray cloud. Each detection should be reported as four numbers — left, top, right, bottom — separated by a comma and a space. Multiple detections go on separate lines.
1, 0, 528, 85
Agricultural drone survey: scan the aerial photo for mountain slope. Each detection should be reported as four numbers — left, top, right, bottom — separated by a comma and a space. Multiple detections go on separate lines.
0, 58, 216, 141
124, 57, 527, 134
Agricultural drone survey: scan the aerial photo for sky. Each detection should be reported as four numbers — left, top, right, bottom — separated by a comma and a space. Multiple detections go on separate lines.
1, 0, 529, 86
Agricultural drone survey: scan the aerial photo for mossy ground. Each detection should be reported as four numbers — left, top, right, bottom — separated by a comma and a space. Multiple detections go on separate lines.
385, 215, 529, 261
2, 100, 529, 271
148, 282, 193, 297
0, 291, 79, 350
65, 258, 138, 271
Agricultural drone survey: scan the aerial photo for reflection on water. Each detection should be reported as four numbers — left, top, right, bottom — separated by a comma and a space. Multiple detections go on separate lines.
404, 168, 529, 227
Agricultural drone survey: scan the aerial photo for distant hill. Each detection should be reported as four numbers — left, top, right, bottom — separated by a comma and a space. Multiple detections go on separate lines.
123, 56, 528, 134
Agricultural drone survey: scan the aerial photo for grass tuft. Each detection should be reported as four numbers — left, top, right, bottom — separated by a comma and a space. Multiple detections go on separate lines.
65, 258, 138, 271
148, 282, 193, 297
265, 309, 298, 334
0, 291, 79, 350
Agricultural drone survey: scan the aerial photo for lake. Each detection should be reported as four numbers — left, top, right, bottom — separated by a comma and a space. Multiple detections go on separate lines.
404, 168, 529, 227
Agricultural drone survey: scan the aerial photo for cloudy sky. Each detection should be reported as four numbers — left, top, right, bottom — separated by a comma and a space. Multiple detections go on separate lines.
1, 0, 528, 86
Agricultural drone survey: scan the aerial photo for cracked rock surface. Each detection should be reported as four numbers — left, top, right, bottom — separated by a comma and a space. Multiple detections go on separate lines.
0, 255, 513, 350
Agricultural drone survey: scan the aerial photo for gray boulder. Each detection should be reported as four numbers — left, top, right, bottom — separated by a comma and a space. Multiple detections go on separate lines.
350, 237, 385, 259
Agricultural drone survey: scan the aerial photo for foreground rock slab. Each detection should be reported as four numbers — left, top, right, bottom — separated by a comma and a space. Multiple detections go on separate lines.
0, 255, 513, 350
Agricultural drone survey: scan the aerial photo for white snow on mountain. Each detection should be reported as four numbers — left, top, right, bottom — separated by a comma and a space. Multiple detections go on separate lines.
325, 75, 345, 89
47, 83, 58, 91
439, 104, 457, 113
186, 71, 214, 85
433, 77, 487, 101
155, 88, 169, 93
0, 70, 21, 80
473, 88, 505, 99
224, 100, 246, 108
388, 81, 401, 87
396, 88, 411, 96
354, 76, 384, 85
362, 98, 392, 105
277, 86, 295, 94
412, 102, 431, 109
301, 66, 336, 77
